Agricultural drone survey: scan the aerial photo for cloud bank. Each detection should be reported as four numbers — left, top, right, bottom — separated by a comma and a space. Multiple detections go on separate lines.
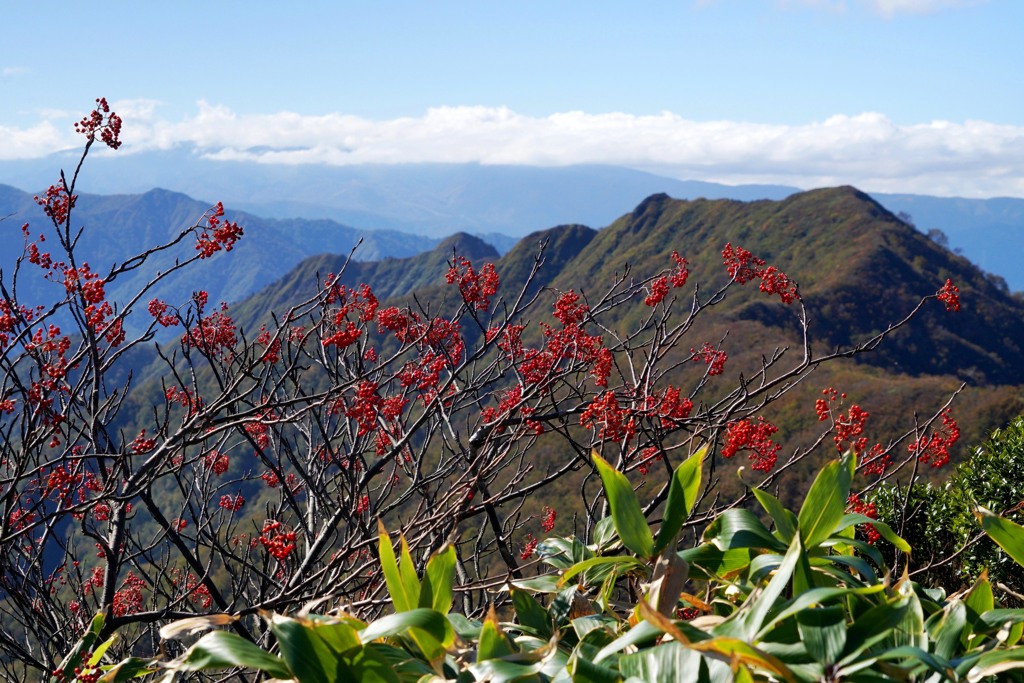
4, 101, 1023, 198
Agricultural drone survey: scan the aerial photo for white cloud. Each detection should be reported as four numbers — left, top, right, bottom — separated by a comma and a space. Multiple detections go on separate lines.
765, 0, 985, 15
864, 0, 985, 17
3, 103, 1024, 197
1, 66, 27, 78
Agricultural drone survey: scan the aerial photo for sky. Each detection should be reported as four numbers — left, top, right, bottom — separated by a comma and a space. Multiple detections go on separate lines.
2, 0, 1023, 197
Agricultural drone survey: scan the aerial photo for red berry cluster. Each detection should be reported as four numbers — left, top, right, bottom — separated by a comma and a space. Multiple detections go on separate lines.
74, 97, 122, 150
541, 506, 557, 532
147, 298, 179, 327
183, 306, 237, 359
195, 202, 243, 258
722, 243, 799, 304
259, 519, 297, 561
937, 278, 960, 312
581, 391, 637, 443
218, 494, 245, 512
909, 410, 960, 468
692, 342, 727, 376
644, 251, 689, 306
520, 533, 539, 560
722, 416, 780, 472
35, 183, 77, 225
446, 256, 500, 311
111, 572, 146, 617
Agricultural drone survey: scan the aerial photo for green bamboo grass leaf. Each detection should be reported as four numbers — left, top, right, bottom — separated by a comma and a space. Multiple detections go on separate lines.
55, 611, 107, 683
377, 520, 412, 612
758, 584, 885, 639
838, 598, 911, 664
796, 606, 847, 665
926, 600, 966, 661
478, 607, 516, 661
967, 647, 1024, 681
678, 545, 752, 580
569, 650, 624, 683
717, 533, 803, 641
269, 614, 338, 683
421, 543, 456, 614
594, 621, 664, 664
557, 556, 646, 587
751, 487, 798, 544
592, 450, 654, 559
511, 587, 552, 639
963, 570, 995, 648
835, 513, 911, 553
618, 641, 704, 683
359, 609, 453, 647
342, 647, 401, 683
702, 508, 786, 552
398, 534, 421, 610
977, 506, 1024, 567
653, 446, 706, 555
95, 657, 157, 682
170, 631, 293, 680
798, 452, 854, 549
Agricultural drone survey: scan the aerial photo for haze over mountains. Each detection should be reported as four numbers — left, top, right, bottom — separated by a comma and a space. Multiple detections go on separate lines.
227, 185, 1024, 467
2, 149, 1021, 291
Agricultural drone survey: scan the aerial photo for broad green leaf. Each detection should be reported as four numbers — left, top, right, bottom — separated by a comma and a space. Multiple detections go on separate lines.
752, 487, 798, 544
678, 545, 752, 580
758, 584, 885, 638
171, 631, 293, 679
269, 614, 337, 683
398, 535, 421, 610
872, 645, 953, 678
890, 573, 927, 651
977, 507, 1024, 567
511, 587, 552, 639
798, 452, 853, 549
835, 513, 911, 553
702, 508, 786, 552
343, 646, 401, 683
653, 446, 706, 554
963, 570, 995, 648
558, 555, 645, 587
926, 600, 966, 661
313, 622, 362, 657
594, 621, 663, 664
593, 451, 654, 559
510, 574, 562, 593
838, 598, 911, 664
378, 520, 413, 612
568, 650, 623, 683
796, 606, 847, 665
96, 657, 158, 683
55, 611, 106, 682
687, 637, 796, 683
967, 647, 1024, 681
720, 533, 803, 641
360, 608, 453, 647
619, 641, 703, 683
477, 608, 515, 661
422, 543, 456, 614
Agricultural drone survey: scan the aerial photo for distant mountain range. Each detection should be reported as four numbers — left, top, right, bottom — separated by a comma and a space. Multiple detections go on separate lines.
1, 149, 1020, 291
229, 186, 1024, 466
0, 184, 437, 314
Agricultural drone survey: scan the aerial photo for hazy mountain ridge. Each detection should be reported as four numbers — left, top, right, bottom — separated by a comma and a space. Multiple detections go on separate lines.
235, 186, 1024, 386
2, 152, 1019, 289
0, 184, 438, 315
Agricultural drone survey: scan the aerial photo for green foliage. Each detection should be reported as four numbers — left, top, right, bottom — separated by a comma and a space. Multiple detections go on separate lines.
94, 452, 1024, 682
871, 415, 1024, 599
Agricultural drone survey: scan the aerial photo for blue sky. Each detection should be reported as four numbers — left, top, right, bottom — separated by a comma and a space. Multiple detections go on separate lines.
2, 0, 1022, 197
